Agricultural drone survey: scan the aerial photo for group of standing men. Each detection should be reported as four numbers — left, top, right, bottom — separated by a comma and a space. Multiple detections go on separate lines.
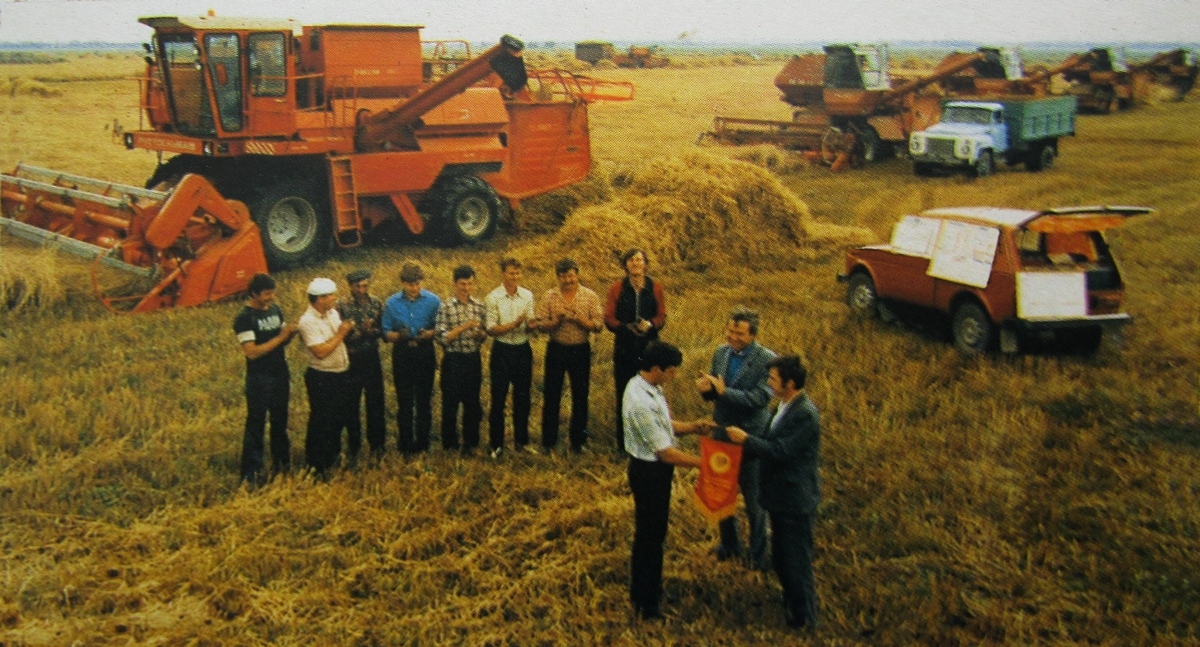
231, 252, 821, 632
233, 250, 667, 481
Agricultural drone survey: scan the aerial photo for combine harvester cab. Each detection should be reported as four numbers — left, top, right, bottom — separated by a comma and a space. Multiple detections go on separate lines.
1, 164, 267, 313
126, 15, 633, 269
1061, 48, 1134, 113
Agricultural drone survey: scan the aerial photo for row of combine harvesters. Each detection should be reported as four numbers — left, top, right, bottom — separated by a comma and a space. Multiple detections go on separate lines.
704, 44, 1198, 169
0, 18, 1193, 315
0, 14, 634, 313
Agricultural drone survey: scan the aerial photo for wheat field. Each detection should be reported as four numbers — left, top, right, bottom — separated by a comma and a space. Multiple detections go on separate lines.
1, 52, 1198, 645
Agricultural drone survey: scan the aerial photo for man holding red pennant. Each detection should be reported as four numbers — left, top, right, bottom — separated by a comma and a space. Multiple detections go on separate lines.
622, 341, 710, 621
694, 436, 743, 521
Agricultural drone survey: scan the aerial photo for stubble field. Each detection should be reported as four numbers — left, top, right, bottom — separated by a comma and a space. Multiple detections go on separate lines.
1, 52, 1198, 645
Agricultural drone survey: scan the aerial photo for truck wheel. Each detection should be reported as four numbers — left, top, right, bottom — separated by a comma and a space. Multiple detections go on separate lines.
250, 179, 331, 269
1026, 145, 1055, 172
846, 273, 880, 318
952, 302, 994, 355
432, 175, 502, 245
974, 150, 995, 178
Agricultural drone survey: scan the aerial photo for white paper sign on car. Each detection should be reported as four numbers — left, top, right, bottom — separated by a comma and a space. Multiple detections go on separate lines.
1016, 272, 1087, 319
889, 216, 942, 258
927, 221, 999, 288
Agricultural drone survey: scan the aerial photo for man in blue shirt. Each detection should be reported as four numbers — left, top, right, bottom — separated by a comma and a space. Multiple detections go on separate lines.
696, 306, 776, 570
382, 261, 441, 454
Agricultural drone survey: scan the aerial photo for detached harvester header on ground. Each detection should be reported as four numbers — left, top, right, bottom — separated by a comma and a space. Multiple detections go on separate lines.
1, 15, 632, 313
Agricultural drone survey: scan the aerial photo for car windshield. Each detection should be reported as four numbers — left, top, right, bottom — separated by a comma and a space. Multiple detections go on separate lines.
943, 106, 995, 125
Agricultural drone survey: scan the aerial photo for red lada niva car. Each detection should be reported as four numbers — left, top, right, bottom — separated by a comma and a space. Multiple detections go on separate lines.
838, 205, 1150, 354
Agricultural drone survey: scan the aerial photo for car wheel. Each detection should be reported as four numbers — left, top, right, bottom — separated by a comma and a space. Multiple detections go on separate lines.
846, 273, 880, 318
974, 150, 995, 178
952, 302, 994, 354
1062, 326, 1103, 355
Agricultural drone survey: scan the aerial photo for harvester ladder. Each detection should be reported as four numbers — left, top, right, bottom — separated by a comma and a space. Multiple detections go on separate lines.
329, 156, 362, 248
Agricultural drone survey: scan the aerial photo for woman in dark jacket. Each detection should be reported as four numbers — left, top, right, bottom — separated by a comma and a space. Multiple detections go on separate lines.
604, 248, 667, 452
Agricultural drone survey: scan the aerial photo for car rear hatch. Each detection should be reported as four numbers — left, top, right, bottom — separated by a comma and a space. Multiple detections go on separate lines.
1015, 206, 1151, 326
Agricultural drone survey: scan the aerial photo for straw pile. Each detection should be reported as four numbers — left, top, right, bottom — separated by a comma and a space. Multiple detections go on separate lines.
0, 244, 71, 312
0, 77, 61, 97
512, 150, 873, 274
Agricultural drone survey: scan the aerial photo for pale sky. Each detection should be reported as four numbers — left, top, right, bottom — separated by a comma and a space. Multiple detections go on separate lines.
0, 0, 1197, 45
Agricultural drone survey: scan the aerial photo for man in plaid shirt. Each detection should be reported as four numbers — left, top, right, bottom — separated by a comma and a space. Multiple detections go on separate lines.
436, 265, 489, 452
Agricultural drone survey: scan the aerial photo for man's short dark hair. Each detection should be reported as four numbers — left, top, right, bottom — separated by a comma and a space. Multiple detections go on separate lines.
730, 305, 760, 335
248, 273, 275, 296
452, 264, 475, 282
621, 247, 647, 268
767, 355, 807, 390
400, 260, 424, 283
555, 257, 580, 276
639, 340, 683, 372
499, 257, 522, 272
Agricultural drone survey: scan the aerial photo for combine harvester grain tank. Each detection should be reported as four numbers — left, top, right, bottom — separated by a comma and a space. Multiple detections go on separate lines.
1, 14, 633, 312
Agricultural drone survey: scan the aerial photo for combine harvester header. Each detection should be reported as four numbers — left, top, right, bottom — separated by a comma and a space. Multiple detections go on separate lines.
1, 164, 267, 313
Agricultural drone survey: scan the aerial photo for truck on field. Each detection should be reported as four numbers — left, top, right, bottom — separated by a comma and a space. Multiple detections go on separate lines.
908, 96, 1076, 177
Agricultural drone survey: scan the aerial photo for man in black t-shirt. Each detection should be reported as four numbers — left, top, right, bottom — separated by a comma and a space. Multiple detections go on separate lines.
233, 273, 298, 484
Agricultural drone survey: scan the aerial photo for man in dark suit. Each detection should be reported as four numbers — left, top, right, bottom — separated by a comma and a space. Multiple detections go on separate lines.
696, 306, 776, 570
727, 355, 821, 631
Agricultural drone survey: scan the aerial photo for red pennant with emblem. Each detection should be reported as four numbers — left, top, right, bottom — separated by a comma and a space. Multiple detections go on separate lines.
693, 436, 743, 522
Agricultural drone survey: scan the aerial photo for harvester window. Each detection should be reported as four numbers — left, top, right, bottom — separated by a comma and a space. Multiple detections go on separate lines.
161, 36, 215, 136
249, 33, 287, 97
204, 34, 243, 132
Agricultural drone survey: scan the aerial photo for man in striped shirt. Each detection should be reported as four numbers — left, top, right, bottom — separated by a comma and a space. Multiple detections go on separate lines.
436, 265, 489, 453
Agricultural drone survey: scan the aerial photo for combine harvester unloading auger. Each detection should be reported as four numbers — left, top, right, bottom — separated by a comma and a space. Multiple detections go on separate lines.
0, 164, 267, 313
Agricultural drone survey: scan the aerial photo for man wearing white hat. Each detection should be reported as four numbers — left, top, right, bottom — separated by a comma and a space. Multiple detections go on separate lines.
298, 277, 355, 475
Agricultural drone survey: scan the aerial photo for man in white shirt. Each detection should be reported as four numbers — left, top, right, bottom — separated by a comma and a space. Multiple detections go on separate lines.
623, 340, 710, 621
484, 257, 536, 457
297, 277, 354, 476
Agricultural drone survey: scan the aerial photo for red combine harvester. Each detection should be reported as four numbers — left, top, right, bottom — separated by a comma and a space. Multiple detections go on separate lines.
706, 44, 986, 169
2, 14, 632, 312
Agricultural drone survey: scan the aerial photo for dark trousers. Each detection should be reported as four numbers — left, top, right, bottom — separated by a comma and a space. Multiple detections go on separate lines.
304, 367, 353, 473
541, 341, 591, 449
241, 370, 291, 482
770, 511, 818, 628
612, 356, 640, 452
347, 347, 386, 456
440, 351, 483, 450
488, 341, 532, 449
719, 457, 768, 568
392, 340, 436, 454
628, 458, 675, 616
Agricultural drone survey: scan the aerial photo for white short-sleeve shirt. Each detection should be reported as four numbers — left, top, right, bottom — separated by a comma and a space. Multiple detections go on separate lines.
622, 374, 675, 461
